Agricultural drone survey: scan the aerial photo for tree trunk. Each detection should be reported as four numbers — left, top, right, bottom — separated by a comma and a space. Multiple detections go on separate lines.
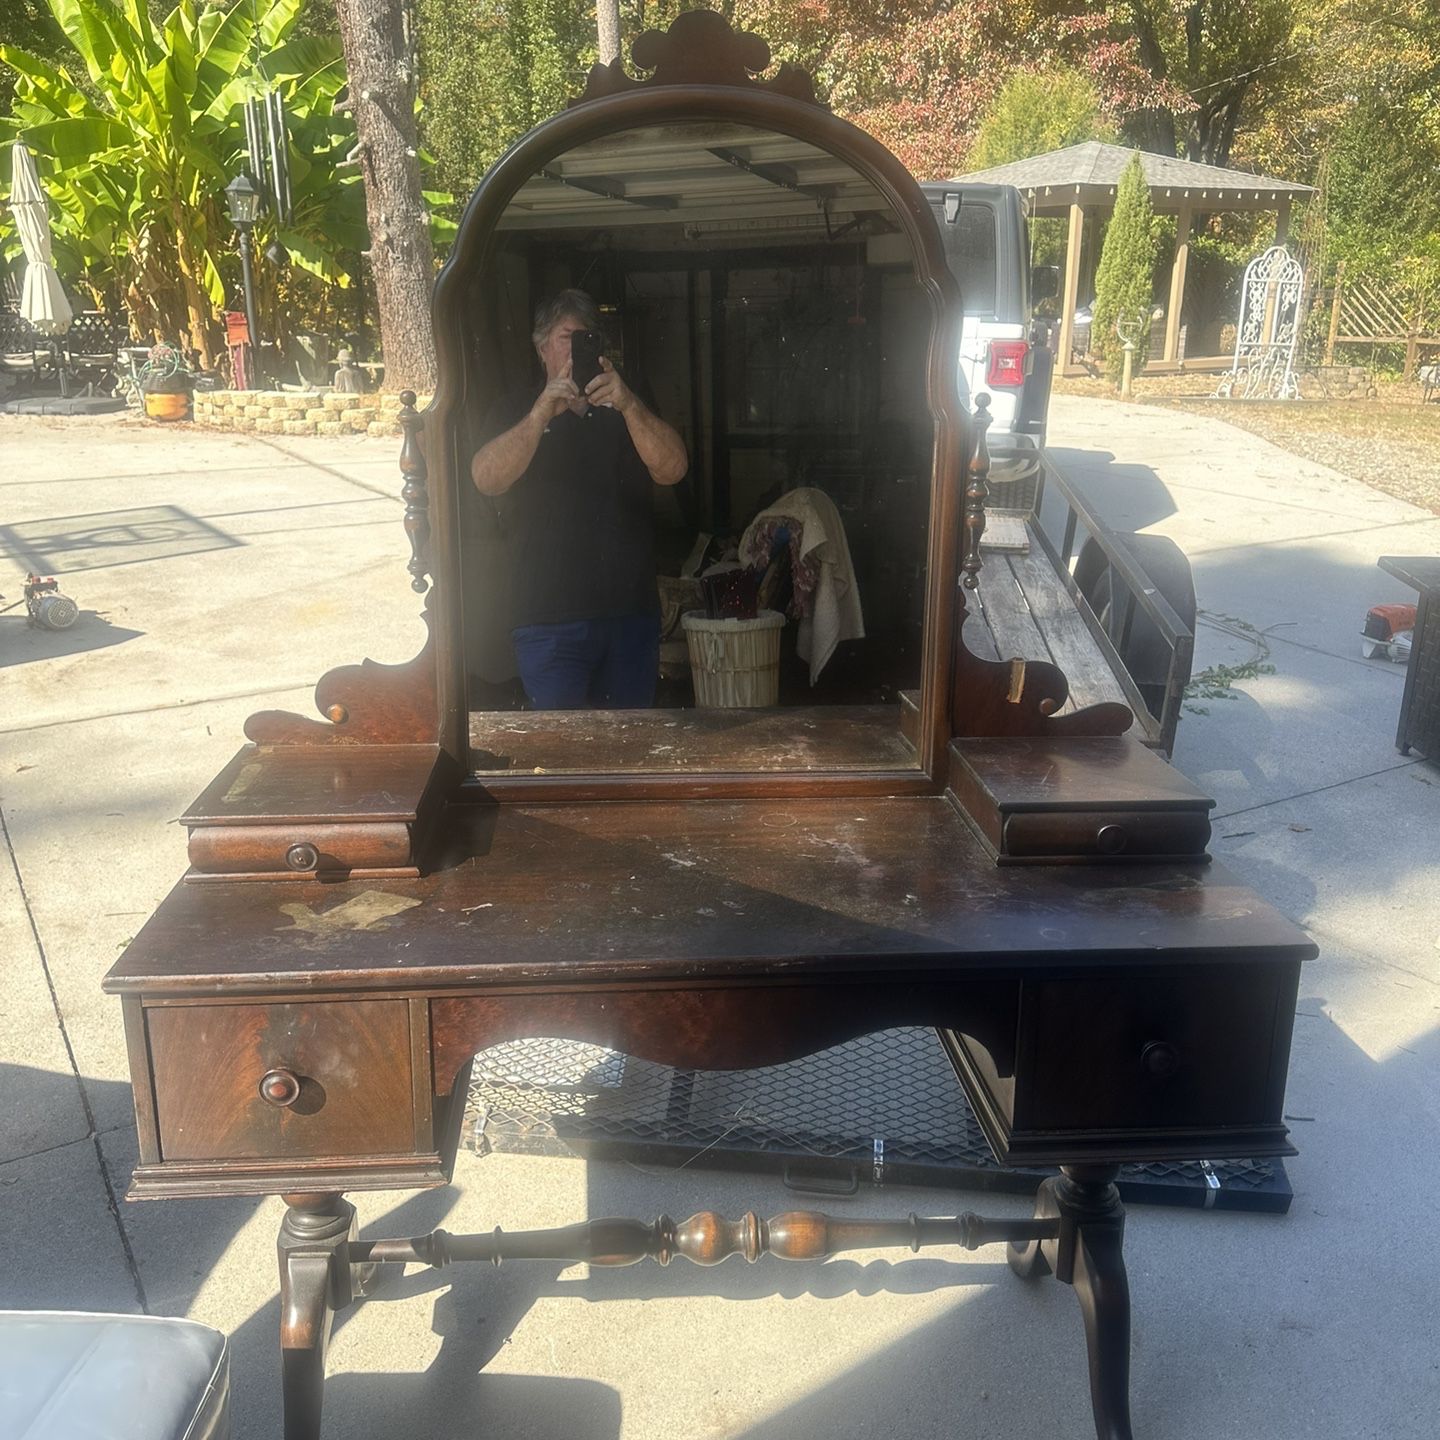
332, 0, 437, 392
596, 0, 621, 64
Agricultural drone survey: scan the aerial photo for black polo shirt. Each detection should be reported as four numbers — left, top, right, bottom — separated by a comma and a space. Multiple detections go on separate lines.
482, 385, 660, 629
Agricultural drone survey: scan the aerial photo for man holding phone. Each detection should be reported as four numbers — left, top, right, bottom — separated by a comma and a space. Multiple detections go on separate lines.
471, 289, 688, 708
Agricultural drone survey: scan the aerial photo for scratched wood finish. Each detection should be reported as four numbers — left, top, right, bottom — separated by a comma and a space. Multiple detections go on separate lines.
187, 822, 415, 876
104, 798, 1315, 997
181, 745, 450, 880
147, 1001, 415, 1160
185, 746, 442, 824
470, 705, 918, 775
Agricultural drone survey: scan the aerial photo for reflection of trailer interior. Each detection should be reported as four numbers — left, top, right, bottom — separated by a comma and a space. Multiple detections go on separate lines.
461, 126, 934, 708
973, 462, 1196, 754
460, 123, 1195, 752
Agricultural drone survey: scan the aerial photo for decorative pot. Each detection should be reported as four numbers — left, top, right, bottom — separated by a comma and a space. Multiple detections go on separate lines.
144, 391, 191, 422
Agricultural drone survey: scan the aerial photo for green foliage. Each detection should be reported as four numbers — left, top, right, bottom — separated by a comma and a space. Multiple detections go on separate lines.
1090, 152, 1156, 383
1118, 0, 1302, 166
0, 0, 365, 364
1326, 101, 1440, 272
0, 0, 70, 115
418, 0, 599, 198
969, 65, 1117, 170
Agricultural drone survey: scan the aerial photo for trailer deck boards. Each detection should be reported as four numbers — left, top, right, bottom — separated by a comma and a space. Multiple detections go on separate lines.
973, 522, 1133, 716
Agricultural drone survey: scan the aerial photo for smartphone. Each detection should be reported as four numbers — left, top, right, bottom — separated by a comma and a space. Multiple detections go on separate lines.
569, 329, 604, 392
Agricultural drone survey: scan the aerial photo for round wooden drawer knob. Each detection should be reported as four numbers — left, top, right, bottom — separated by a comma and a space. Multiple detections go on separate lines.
1096, 824, 1129, 855
1141, 1042, 1180, 1080
258, 1069, 302, 1107
286, 842, 320, 873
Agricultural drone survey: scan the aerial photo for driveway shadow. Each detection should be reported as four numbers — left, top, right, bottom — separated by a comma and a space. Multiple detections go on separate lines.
0, 505, 240, 575
0, 611, 143, 668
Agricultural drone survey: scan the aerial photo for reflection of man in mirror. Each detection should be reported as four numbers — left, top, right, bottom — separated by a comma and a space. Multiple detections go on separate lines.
471, 289, 688, 708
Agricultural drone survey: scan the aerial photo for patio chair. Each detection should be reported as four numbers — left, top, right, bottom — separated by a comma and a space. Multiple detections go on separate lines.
0, 310, 54, 393
61, 311, 128, 396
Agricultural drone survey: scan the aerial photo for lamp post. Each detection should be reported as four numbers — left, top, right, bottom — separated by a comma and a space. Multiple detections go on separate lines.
224, 174, 263, 390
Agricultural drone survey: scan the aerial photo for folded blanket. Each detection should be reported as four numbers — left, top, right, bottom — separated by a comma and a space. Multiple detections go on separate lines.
740, 487, 865, 683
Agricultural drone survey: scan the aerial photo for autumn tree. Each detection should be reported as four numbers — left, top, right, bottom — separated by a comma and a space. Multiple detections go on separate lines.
1119, 0, 1301, 166
1090, 153, 1157, 383
969, 65, 1118, 170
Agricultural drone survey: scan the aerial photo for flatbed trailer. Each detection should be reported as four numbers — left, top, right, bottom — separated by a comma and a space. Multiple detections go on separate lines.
974, 453, 1196, 756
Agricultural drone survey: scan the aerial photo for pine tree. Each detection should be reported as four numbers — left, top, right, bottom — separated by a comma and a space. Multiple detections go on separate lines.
1091, 153, 1158, 385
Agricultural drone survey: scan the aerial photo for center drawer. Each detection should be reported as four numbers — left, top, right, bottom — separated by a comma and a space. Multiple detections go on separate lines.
147, 1000, 415, 1161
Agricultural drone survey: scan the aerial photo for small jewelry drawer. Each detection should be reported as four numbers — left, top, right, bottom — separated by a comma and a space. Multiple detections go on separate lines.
146, 1000, 415, 1161
1002, 808, 1212, 860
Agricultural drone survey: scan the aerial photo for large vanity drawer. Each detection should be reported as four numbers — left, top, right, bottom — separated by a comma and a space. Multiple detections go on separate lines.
941, 961, 1301, 1164
147, 1001, 415, 1161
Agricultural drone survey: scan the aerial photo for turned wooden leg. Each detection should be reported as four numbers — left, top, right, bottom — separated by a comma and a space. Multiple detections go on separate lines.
1008, 1165, 1134, 1440
278, 1192, 360, 1440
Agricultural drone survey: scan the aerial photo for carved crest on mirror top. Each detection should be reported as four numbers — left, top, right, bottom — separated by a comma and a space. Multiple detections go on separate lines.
574, 10, 820, 108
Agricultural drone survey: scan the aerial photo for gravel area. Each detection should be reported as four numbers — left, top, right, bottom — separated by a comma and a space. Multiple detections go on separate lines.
1053, 376, 1440, 515
1165, 399, 1440, 514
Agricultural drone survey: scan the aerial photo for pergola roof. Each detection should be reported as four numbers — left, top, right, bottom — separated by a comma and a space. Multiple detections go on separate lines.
950, 141, 1312, 215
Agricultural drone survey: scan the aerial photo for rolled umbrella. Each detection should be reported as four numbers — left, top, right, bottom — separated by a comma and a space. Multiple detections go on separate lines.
9, 141, 73, 335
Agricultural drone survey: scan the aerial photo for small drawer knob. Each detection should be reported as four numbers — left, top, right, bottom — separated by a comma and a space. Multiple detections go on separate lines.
258, 1068, 302, 1107
1141, 1041, 1180, 1080
286, 842, 320, 872
1096, 824, 1129, 855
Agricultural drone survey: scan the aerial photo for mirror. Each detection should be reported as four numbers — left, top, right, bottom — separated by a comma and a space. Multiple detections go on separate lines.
455, 121, 940, 776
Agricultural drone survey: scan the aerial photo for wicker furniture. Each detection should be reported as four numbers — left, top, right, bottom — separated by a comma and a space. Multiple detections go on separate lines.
1380, 555, 1440, 761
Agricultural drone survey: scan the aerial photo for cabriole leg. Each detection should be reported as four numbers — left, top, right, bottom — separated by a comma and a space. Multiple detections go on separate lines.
1008, 1164, 1134, 1440
278, 1192, 358, 1440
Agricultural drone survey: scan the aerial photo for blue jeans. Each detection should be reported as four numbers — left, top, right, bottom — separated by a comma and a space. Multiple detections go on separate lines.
511, 614, 660, 709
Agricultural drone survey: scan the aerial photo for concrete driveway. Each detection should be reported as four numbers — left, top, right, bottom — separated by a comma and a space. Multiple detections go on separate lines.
2, 400, 1438, 1439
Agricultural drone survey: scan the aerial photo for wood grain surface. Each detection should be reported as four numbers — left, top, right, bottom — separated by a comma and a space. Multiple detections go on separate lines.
106, 797, 1315, 996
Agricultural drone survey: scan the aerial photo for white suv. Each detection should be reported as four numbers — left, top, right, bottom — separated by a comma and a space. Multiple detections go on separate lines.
921, 182, 1055, 508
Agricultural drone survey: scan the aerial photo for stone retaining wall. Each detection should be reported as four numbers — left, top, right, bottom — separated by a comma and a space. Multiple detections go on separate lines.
192, 390, 431, 438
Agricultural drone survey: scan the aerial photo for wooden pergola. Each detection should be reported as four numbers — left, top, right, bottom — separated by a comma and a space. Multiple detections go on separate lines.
953, 142, 1314, 376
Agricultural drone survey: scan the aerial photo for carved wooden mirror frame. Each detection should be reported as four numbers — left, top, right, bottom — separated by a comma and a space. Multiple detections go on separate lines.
242, 12, 1133, 805
433, 13, 968, 796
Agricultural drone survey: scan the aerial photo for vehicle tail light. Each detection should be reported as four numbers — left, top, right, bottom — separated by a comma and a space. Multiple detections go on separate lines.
986, 338, 1028, 388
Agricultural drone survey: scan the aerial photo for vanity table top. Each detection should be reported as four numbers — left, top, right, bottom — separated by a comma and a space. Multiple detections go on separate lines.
106, 795, 1315, 997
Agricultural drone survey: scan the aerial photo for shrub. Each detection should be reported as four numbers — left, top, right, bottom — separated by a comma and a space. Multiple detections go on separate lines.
1091, 152, 1158, 384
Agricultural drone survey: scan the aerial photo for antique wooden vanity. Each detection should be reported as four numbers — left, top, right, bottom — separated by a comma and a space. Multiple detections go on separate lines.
104, 15, 1313, 1439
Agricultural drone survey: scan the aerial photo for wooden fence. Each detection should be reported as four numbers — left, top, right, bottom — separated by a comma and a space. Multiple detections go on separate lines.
1324, 261, 1440, 377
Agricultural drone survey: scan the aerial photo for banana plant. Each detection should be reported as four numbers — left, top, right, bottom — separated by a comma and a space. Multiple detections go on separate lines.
0, 0, 367, 368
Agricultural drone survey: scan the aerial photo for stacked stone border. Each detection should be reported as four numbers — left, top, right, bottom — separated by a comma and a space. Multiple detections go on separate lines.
192, 390, 432, 438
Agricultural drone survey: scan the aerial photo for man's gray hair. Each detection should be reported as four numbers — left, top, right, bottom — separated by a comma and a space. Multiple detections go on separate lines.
532, 289, 602, 347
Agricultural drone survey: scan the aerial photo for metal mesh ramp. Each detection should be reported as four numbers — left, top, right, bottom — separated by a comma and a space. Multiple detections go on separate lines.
463, 1028, 1292, 1214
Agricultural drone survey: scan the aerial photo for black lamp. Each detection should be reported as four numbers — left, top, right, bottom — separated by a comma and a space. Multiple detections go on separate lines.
224, 174, 264, 389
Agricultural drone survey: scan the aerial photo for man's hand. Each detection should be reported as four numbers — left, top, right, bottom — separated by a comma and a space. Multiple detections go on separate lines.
585, 356, 633, 413
531, 371, 580, 425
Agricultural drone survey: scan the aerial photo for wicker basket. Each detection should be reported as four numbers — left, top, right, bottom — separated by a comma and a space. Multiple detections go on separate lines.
681, 610, 785, 707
